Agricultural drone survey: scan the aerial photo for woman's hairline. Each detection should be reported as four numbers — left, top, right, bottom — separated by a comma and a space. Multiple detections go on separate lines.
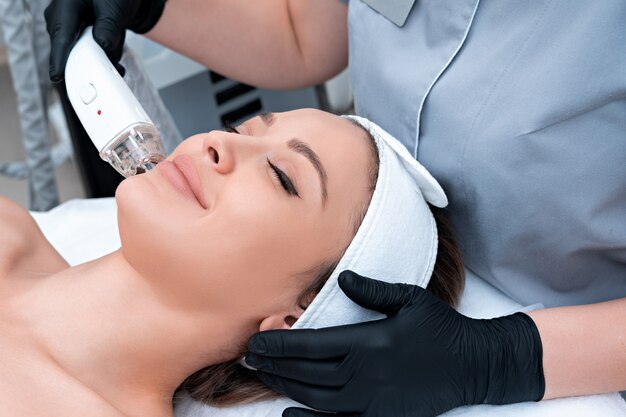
296, 120, 380, 310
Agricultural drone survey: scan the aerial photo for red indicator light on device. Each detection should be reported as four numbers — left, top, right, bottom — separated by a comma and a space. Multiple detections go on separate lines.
97, 110, 102, 115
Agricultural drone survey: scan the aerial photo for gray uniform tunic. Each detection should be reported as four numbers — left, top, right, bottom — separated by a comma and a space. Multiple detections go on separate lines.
346, 0, 626, 307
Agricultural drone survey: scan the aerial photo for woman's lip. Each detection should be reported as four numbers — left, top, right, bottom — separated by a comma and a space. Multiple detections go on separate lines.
172, 155, 209, 209
156, 160, 206, 209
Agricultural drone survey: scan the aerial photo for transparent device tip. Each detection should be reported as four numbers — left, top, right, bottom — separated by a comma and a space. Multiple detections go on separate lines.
100, 123, 166, 177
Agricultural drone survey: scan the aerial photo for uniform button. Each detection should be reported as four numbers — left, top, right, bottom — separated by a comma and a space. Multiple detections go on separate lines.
80, 83, 97, 104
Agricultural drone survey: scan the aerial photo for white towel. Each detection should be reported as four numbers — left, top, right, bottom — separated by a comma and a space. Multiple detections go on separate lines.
293, 115, 448, 331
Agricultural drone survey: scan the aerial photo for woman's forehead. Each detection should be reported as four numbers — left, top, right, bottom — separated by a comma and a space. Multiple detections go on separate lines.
269, 109, 369, 156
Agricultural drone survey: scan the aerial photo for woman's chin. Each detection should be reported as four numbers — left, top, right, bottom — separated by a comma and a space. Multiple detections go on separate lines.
116, 175, 162, 244
115, 174, 139, 199
115, 172, 160, 210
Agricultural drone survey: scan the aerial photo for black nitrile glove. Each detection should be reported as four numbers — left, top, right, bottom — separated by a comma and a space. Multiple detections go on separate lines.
44, 0, 166, 83
246, 270, 545, 417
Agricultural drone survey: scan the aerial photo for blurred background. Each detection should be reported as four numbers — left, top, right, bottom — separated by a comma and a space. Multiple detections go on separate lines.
0, 40, 85, 208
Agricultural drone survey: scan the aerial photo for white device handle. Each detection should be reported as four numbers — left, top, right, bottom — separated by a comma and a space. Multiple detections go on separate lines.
65, 27, 165, 177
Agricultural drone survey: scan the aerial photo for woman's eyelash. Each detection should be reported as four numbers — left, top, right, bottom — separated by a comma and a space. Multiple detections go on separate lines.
224, 123, 299, 198
267, 158, 300, 198
224, 123, 239, 134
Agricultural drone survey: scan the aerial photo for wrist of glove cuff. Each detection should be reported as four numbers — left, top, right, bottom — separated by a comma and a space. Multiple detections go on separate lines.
466, 312, 545, 405
129, 0, 166, 34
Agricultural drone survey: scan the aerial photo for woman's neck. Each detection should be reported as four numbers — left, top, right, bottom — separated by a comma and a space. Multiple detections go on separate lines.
20, 250, 227, 417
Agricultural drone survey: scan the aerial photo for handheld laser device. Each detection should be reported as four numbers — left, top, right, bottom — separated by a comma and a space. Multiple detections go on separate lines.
65, 27, 166, 177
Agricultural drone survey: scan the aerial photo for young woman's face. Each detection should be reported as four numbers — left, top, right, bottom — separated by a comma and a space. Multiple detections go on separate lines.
116, 109, 372, 356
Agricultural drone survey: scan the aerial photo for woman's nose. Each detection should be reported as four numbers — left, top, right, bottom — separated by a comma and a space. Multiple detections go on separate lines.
203, 132, 235, 174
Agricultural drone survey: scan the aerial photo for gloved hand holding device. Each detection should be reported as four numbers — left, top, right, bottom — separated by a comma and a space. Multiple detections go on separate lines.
246, 270, 545, 417
44, 0, 166, 82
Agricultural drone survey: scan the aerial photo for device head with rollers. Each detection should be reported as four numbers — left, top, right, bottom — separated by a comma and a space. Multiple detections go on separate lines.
65, 27, 166, 177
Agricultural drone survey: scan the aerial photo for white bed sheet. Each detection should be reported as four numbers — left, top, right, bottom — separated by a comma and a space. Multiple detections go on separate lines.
30, 198, 626, 417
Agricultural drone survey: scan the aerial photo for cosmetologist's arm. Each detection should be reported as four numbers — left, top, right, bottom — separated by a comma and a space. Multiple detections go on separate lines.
147, 0, 348, 90
528, 297, 626, 399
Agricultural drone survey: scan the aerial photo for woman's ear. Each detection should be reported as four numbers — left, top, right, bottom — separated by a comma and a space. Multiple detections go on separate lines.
259, 305, 305, 331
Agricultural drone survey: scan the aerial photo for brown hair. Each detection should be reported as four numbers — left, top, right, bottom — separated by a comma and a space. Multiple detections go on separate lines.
175, 123, 464, 406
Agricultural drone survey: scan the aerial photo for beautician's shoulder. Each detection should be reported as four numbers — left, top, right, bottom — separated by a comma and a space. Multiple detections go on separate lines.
0, 196, 68, 277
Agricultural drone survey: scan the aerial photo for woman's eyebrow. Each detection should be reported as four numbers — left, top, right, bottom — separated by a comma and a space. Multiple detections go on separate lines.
287, 138, 328, 207
257, 112, 328, 206
259, 112, 275, 127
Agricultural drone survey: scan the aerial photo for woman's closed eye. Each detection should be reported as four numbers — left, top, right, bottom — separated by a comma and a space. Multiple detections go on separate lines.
224, 124, 239, 134
223, 123, 300, 198
267, 158, 299, 198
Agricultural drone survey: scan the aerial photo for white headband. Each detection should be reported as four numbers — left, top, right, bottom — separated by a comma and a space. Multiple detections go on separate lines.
292, 116, 448, 330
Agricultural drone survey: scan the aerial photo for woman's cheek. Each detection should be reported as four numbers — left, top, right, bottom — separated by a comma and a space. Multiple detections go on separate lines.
116, 175, 194, 278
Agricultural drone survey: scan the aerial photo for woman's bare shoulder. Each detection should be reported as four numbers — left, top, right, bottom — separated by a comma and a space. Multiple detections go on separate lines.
0, 196, 41, 255
0, 195, 40, 229
0, 196, 68, 277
